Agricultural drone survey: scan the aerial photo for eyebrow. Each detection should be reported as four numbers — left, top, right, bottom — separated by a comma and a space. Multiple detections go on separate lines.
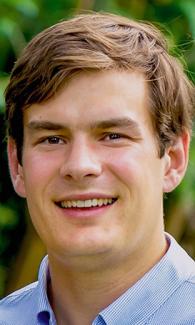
90, 118, 140, 131
27, 121, 67, 131
27, 118, 141, 133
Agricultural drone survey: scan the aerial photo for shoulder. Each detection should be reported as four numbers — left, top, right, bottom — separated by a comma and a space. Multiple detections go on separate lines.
0, 282, 38, 324
150, 274, 195, 324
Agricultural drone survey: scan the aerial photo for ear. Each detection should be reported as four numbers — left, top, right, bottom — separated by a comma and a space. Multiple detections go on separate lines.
7, 137, 26, 198
163, 131, 190, 193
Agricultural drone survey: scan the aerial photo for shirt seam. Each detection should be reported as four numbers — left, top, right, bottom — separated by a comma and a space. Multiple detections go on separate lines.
143, 278, 192, 324
185, 276, 195, 284
0, 286, 36, 303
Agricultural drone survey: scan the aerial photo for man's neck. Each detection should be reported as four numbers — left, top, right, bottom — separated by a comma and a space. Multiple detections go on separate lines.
47, 234, 168, 325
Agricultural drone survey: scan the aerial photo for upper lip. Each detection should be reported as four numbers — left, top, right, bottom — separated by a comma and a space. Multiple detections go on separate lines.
56, 193, 117, 202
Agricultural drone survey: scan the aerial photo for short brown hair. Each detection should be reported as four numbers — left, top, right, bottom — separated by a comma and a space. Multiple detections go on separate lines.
5, 12, 195, 162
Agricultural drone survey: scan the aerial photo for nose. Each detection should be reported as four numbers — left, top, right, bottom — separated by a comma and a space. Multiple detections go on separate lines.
60, 137, 102, 182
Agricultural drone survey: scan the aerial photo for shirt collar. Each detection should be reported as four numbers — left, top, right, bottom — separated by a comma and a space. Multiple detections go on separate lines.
36, 256, 56, 324
35, 234, 195, 325
98, 233, 195, 324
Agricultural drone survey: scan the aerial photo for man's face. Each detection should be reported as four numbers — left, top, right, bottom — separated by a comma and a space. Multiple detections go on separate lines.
10, 70, 170, 269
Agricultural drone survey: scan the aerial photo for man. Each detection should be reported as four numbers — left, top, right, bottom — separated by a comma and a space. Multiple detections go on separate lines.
1, 11, 195, 325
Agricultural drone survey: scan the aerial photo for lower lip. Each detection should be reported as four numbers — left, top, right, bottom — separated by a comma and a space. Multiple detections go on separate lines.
56, 203, 115, 219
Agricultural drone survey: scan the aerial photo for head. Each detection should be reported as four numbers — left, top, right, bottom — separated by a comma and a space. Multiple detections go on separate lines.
5, 12, 194, 164
5, 12, 195, 271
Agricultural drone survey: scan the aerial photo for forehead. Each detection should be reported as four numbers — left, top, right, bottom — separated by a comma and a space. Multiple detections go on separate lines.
23, 69, 152, 130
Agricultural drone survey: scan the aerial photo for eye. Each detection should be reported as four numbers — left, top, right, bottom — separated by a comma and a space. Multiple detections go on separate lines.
108, 133, 121, 140
104, 133, 123, 141
44, 136, 65, 144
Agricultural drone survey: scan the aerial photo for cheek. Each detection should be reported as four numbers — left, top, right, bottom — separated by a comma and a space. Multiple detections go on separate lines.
105, 149, 145, 184
22, 152, 60, 192
105, 148, 163, 195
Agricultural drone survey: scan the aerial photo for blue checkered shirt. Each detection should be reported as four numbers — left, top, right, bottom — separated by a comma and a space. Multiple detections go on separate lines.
0, 234, 195, 324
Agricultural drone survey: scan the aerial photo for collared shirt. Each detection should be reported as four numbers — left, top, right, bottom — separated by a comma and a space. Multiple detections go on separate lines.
0, 234, 195, 325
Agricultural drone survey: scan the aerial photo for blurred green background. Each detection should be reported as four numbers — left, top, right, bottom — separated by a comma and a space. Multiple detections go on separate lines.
0, 0, 195, 298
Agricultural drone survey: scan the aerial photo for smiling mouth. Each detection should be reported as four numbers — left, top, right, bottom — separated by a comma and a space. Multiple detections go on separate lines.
57, 198, 118, 209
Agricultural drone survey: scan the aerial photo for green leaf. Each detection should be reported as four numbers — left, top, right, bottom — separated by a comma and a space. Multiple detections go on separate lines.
0, 17, 26, 57
179, 0, 195, 38
0, 76, 9, 113
2, 0, 39, 18
0, 205, 17, 228
0, 18, 16, 39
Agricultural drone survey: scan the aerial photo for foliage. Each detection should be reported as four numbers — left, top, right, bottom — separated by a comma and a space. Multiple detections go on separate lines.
0, 0, 195, 296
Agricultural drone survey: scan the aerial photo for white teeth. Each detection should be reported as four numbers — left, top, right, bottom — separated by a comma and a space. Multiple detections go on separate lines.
92, 199, 97, 207
85, 200, 92, 207
60, 198, 115, 208
67, 201, 72, 208
72, 201, 77, 207
77, 200, 85, 208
